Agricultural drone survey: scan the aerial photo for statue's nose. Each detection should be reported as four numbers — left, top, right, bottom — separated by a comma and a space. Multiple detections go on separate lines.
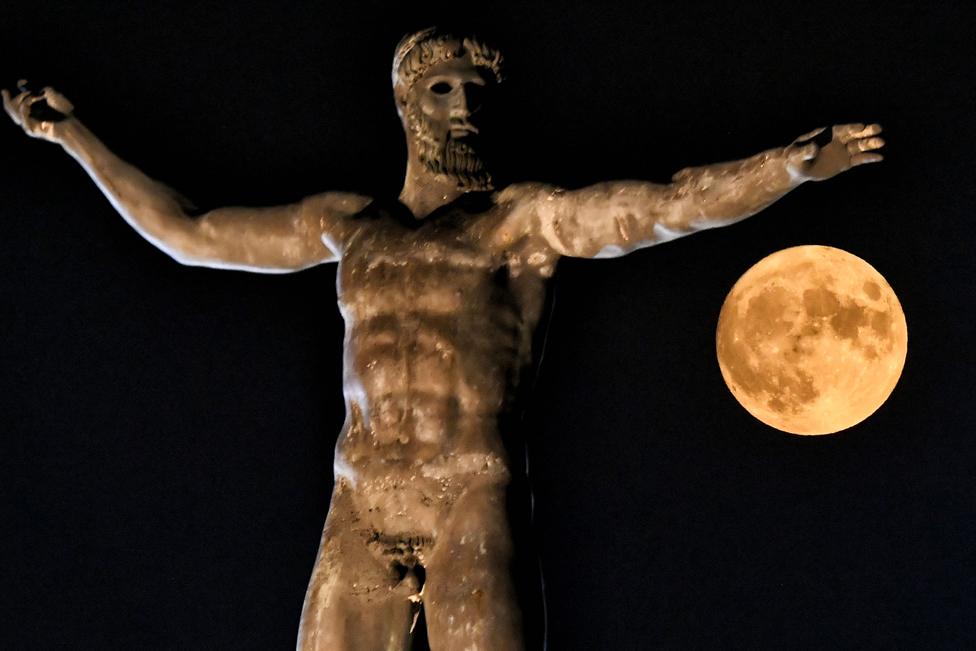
450, 82, 484, 117
449, 97, 470, 121
463, 82, 484, 113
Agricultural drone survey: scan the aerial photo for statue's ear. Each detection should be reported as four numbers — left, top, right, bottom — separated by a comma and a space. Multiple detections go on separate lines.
393, 84, 408, 112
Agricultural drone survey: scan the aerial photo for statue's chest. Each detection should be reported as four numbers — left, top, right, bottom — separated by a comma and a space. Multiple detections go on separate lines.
335, 204, 553, 320
337, 215, 504, 307
358, 226, 494, 270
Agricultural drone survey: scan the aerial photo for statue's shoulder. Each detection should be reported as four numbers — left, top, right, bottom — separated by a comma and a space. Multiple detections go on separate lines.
494, 181, 566, 208
492, 182, 568, 235
481, 183, 567, 266
300, 191, 375, 220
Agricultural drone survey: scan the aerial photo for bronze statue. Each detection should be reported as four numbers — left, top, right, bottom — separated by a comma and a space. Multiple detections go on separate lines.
3, 27, 884, 651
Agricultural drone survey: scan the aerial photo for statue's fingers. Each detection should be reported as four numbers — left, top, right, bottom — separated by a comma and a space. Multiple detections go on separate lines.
41, 87, 74, 115
2, 88, 21, 124
847, 137, 885, 154
20, 92, 49, 122
851, 152, 883, 166
13, 89, 37, 116
833, 123, 865, 143
4, 88, 34, 123
849, 123, 882, 139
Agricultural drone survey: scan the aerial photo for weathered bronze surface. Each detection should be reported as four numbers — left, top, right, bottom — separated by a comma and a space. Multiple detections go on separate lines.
4, 27, 884, 651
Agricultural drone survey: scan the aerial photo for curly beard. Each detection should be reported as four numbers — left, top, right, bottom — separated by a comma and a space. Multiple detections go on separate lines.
406, 103, 493, 191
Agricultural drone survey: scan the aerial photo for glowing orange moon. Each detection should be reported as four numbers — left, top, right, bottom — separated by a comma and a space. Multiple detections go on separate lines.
716, 245, 907, 435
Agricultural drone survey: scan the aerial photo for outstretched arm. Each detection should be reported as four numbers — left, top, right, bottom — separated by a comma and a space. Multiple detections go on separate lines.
3, 83, 370, 272
516, 124, 883, 259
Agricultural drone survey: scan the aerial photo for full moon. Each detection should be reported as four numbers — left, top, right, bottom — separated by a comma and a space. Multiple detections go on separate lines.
716, 245, 907, 435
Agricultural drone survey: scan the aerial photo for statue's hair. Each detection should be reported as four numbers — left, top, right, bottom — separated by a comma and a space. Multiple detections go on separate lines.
392, 27, 503, 108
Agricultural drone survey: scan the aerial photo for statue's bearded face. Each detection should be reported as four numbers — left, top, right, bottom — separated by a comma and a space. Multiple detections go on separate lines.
401, 57, 494, 190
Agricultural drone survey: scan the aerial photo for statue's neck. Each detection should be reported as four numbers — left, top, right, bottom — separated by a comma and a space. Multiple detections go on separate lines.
399, 155, 494, 219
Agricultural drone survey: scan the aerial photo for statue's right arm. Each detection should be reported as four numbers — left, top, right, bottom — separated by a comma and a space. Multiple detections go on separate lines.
3, 85, 370, 272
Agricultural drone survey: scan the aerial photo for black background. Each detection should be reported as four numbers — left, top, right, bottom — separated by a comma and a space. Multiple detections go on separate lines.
2, 1, 974, 649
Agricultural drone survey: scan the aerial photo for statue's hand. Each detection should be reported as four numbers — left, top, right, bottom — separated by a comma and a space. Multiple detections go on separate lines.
786, 123, 884, 181
2, 80, 75, 143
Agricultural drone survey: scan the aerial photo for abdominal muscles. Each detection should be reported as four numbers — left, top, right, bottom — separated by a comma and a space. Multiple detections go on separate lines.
349, 317, 519, 451
336, 272, 531, 478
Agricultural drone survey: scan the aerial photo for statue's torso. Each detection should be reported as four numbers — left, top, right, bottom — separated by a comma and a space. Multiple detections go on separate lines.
332, 194, 554, 499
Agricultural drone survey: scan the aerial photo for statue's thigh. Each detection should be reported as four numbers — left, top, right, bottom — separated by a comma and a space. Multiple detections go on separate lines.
297, 481, 418, 651
423, 483, 524, 651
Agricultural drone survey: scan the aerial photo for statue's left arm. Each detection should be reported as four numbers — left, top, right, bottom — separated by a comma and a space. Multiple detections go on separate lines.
512, 124, 883, 259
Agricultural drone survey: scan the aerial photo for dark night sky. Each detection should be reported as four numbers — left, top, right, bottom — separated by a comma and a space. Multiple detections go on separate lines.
1, 1, 974, 649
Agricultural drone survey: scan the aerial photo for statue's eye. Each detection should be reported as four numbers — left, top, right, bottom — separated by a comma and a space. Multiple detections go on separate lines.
430, 82, 453, 95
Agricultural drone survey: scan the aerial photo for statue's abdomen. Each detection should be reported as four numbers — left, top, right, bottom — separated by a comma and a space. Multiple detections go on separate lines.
337, 254, 530, 465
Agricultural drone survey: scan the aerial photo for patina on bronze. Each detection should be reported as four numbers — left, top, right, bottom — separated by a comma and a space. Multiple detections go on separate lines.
3, 27, 884, 651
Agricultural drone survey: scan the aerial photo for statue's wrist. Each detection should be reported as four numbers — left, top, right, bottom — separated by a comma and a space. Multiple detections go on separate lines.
783, 150, 813, 185
55, 117, 83, 148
